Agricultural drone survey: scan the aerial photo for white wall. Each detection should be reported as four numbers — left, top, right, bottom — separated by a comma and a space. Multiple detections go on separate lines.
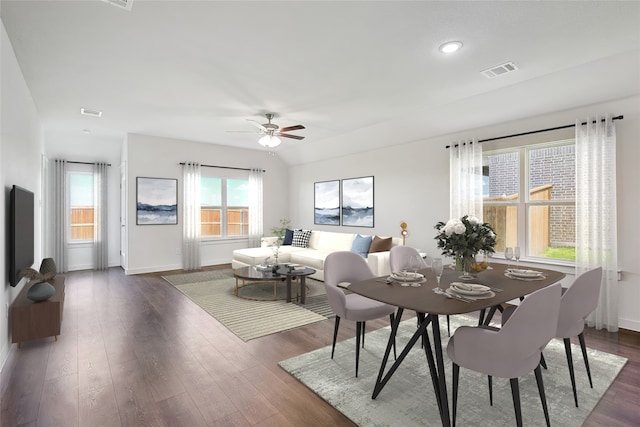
289, 95, 640, 332
44, 131, 122, 270
1, 21, 43, 368
124, 134, 290, 274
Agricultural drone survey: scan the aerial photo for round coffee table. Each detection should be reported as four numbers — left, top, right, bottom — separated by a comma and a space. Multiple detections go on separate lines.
233, 266, 286, 301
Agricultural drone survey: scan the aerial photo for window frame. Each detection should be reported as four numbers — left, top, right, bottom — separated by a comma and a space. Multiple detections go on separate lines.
67, 169, 95, 244
483, 138, 576, 266
200, 172, 249, 241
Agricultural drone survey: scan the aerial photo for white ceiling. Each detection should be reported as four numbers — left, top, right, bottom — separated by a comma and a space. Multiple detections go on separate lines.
2, 0, 639, 165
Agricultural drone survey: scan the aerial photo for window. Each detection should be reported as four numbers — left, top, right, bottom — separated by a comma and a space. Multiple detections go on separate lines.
69, 172, 94, 241
483, 140, 575, 262
201, 175, 249, 238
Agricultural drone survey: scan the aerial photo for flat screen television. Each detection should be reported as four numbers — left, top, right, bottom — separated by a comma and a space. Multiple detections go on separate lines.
9, 185, 34, 287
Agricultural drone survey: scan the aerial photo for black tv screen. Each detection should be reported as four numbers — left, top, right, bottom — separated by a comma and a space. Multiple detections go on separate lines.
9, 185, 34, 287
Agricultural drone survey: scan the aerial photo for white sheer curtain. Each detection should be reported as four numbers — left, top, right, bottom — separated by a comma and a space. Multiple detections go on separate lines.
576, 114, 618, 332
449, 138, 483, 220
93, 162, 109, 270
248, 168, 264, 247
182, 162, 201, 271
52, 159, 68, 273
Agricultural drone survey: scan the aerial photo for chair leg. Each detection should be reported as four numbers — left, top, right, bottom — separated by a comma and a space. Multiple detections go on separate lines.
510, 378, 523, 427
389, 313, 397, 360
331, 316, 340, 359
355, 321, 362, 377
488, 375, 493, 406
578, 332, 593, 388
362, 321, 366, 348
447, 315, 451, 336
452, 363, 460, 427
534, 364, 551, 427
540, 352, 547, 370
564, 337, 579, 407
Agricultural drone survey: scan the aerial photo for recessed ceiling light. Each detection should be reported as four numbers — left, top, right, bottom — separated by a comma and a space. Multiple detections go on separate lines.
439, 41, 463, 54
82, 129, 91, 134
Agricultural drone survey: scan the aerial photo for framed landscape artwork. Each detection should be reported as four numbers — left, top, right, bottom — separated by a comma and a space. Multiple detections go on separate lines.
314, 180, 340, 225
136, 177, 178, 225
341, 176, 374, 227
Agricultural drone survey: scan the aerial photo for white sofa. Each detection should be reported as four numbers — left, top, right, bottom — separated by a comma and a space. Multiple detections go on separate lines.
231, 230, 402, 281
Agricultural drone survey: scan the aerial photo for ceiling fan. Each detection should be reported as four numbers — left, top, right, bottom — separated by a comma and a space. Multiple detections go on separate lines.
236, 113, 305, 148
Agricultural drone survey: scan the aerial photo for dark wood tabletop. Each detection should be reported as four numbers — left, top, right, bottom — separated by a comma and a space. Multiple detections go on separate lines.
349, 263, 566, 315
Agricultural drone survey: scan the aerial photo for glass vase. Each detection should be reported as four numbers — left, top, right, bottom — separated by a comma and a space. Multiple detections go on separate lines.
456, 255, 476, 280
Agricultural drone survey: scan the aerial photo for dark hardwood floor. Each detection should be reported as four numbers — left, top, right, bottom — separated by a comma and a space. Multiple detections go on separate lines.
1, 266, 638, 426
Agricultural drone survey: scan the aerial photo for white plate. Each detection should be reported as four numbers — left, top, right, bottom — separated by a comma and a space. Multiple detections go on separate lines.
450, 282, 491, 296
507, 269, 544, 278
390, 272, 424, 282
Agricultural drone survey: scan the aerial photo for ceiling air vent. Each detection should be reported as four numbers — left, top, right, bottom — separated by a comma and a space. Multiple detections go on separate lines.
80, 107, 102, 118
102, 0, 133, 11
481, 61, 519, 79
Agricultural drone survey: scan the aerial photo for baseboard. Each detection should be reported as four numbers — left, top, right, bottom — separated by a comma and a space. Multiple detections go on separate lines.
125, 263, 182, 275
619, 317, 640, 333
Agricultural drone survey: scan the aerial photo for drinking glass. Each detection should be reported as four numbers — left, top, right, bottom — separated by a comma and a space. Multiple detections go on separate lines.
431, 258, 444, 292
505, 247, 514, 270
484, 250, 493, 270
514, 246, 521, 268
410, 254, 424, 287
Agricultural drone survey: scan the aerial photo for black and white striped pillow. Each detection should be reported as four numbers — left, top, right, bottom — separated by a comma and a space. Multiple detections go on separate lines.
291, 230, 312, 248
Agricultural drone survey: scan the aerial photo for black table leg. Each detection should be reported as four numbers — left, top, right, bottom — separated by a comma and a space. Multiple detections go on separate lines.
372, 308, 433, 398
431, 315, 451, 427
286, 275, 292, 302
299, 276, 306, 304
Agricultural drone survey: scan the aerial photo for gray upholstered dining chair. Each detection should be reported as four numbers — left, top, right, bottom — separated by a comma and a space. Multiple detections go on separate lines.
324, 251, 397, 377
501, 267, 602, 408
447, 282, 562, 427
554, 267, 602, 407
389, 246, 453, 336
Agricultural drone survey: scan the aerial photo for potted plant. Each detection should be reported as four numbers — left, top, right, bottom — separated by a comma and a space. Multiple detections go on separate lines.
270, 218, 291, 268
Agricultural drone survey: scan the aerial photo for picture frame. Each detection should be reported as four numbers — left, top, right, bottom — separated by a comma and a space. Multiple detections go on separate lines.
136, 177, 178, 225
314, 180, 340, 225
341, 176, 374, 227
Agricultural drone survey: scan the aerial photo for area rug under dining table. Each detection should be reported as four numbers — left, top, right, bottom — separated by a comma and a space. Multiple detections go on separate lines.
279, 315, 627, 427
162, 269, 333, 341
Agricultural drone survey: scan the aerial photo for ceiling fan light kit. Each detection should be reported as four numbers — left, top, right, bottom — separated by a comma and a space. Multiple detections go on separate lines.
258, 134, 282, 148
236, 113, 306, 148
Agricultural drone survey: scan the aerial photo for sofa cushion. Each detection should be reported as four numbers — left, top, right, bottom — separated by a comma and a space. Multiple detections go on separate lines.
290, 250, 332, 271
370, 236, 393, 253
233, 246, 304, 266
317, 231, 356, 252
292, 230, 312, 248
351, 234, 372, 258
282, 228, 297, 245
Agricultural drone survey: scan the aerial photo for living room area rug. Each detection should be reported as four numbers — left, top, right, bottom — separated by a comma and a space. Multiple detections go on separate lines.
162, 269, 332, 341
279, 315, 627, 427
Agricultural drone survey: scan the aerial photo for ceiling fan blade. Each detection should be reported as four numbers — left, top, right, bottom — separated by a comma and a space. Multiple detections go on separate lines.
247, 119, 267, 132
280, 124, 305, 132
279, 133, 305, 140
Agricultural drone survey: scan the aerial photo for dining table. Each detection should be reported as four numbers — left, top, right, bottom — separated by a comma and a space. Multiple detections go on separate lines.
348, 262, 565, 427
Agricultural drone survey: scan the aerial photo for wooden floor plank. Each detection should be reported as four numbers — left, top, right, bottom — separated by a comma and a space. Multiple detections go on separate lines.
1, 266, 638, 427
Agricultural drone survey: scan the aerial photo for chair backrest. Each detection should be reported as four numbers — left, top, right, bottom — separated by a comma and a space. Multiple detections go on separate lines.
324, 251, 375, 318
389, 246, 427, 273
556, 267, 603, 338
501, 283, 562, 358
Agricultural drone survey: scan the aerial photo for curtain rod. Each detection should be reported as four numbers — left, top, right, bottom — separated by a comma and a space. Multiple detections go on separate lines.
179, 162, 265, 172
66, 160, 112, 166
445, 115, 624, 149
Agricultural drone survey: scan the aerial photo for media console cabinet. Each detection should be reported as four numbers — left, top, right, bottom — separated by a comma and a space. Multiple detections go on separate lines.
10, 275, 65, 348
